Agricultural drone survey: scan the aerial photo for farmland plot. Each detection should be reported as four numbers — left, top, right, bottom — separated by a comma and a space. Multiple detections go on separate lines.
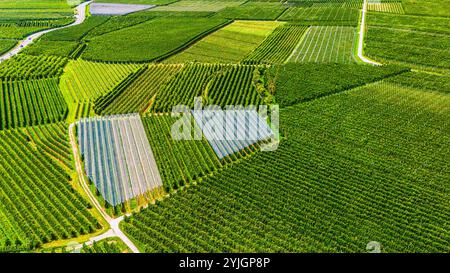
142, 114, 222, 191
151, 0, 246, 12
122, 83, 450, 253
214, 1, 288, 20
150, 64, 266, 113
279, 6, 359, 25
24, 122, 73, 169
365, 26, 450, 69
77, 114, 163, 206
82, 17, 228, 62
0, 78, 67, 130
288, 26, 356, 63
0, 39, 16, 56
368, 2, 405, 14
59, 60, 142, 103
192, 109, 274, 159
166, 20, 282, 63
0, 54, 67, 79
243, 24, 308, 64
90, 3, 155, 15
96, 64, 183, 115
0, 128, 99, 252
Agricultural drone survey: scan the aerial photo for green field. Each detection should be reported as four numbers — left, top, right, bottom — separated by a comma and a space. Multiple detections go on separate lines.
0, 0, 448, 255
151, 0, 246, 12
166, 20, 281, 63
287, 26, 356, 63
122, 83, 450, 252
81, 17, 228, 62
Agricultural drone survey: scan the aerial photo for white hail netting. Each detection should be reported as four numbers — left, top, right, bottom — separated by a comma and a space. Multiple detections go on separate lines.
78, 114, 162, 206
192, 109, 274, 159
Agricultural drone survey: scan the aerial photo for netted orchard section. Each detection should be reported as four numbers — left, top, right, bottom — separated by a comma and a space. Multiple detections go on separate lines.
77, 114, 163, 206
192, 109, 274, 159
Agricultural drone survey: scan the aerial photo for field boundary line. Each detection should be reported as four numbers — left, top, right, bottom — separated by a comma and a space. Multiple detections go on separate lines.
286, 26, 310, 63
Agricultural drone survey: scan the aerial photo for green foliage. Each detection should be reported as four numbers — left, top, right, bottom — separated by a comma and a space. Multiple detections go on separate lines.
367, 12, 450, 34
279, 6, 359, 24
122, 83, 450, 253
402, 0, 450, 17
22, 40, 79, 57
82, 17, 228, 62
42, 16, 110, 41
80, 237, 130, 253
0, 127, 99, 252
142, 114, 223, 192
151, 0, 246, 12
84, 14, 154, 39
0, 54, 67, 79
23, 122, 72, 169
384, 71, 450, 94
0, 78, 68, 130
59, 59, 142, 103
366, 27, 450, 69
150, 63, 265, 112
0, 39, 16, 55
274, 63, 408, 107
96, 64, 183, 115
287, 26, 356, 63
166, 20, 281, 63
214, 2, 288, 20
243, 25, 308, 64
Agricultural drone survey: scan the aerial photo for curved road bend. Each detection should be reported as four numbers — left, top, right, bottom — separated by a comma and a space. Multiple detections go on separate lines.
0, 1, 92, 63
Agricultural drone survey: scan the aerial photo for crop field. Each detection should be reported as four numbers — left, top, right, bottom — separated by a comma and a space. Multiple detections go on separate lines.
151, 0, 246, 12
401, 0, 450, 17
23, 40, 79, 57
288, 26, 356, 63
0, 54, 67, 79
214, 2, 288, 20
90, 3, 155, 16
274, 63, 408, 107
142, 114, 222, 192
166, 20, 281, 63
78, 114, 163, 206
368, 2, 405, 14
24, 122, 72, 169
81, 17, 228, 62
95, 64, 183, 115
279, 6, 360, 24
150, 63, 266, 112
243, 25, 308, 64
384, 71, 450, 94
122, 82, 449, 253
0, 39, 16, 55
0, 78, 67, 130
366, 26, 450, 69
0, 127, 99, 252
0, 0, 448, 256
367, 12, 450, 35
59, 60, 141, 103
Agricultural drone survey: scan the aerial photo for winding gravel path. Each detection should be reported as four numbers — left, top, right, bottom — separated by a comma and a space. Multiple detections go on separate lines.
0, 1, 92, 63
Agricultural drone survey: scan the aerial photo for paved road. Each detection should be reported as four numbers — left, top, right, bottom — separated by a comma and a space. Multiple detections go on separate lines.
0, 1, 92, 63
69, 123, 140, 253
357, 0, 382, 65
